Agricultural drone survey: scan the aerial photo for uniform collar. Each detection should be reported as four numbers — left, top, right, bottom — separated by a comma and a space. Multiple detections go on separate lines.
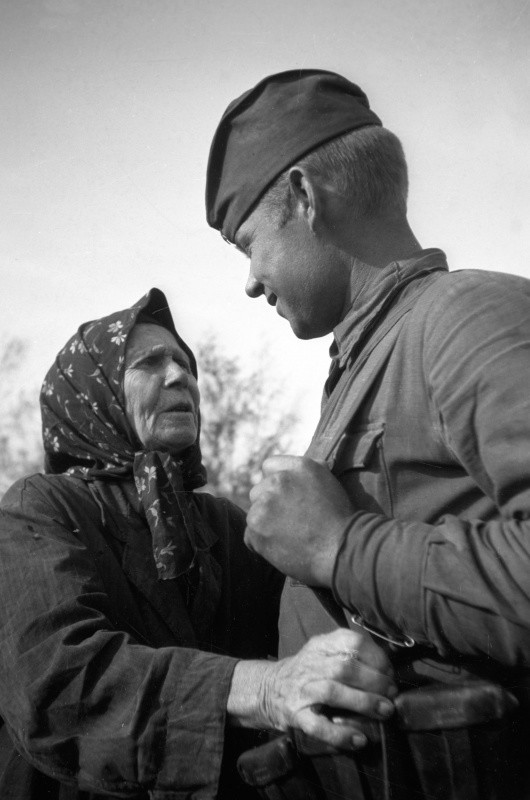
332, 248, 448, 368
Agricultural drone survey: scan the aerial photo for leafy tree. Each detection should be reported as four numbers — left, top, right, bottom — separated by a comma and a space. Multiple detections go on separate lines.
196, 336, 297, 510
0, 339, 43, 495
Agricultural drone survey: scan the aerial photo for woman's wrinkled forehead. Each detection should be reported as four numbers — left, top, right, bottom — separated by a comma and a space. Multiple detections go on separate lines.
125, 324, 191, 368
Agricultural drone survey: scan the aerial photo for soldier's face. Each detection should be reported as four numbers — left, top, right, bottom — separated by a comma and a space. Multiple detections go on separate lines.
235, 204, 350, 340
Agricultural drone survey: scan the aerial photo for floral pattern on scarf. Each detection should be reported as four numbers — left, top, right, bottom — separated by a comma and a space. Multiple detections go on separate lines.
40, 288, 215, 584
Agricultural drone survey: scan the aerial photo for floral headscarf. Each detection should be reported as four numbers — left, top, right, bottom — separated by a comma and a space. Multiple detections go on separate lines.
40, 288, 212, 582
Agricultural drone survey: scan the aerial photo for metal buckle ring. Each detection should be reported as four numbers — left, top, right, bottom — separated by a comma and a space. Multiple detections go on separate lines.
350, 614, 415, 648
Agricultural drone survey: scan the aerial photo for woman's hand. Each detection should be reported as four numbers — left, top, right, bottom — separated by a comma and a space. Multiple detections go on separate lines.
227, 629, 395, 750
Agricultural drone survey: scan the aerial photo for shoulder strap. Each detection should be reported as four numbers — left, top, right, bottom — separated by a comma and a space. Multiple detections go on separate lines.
307, 266, 446, 464
307, 296, 414, 465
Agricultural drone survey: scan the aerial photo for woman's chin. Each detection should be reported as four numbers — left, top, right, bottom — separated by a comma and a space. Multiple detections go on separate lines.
148, 426, 198, 455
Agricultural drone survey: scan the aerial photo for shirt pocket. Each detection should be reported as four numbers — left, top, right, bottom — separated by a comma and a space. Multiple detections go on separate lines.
331, 422, 393, 516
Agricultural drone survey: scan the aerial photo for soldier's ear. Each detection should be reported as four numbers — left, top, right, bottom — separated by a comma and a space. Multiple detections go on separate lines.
287, 166, 322, 233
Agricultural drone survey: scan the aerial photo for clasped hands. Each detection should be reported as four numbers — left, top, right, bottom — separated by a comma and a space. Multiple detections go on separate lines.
245, 454, 354, 587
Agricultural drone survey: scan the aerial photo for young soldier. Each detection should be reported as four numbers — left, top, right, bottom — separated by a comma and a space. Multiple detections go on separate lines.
206, 69, 530, 798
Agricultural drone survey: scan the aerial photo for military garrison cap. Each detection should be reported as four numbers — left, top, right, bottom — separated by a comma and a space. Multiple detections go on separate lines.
206, 69, 382, 243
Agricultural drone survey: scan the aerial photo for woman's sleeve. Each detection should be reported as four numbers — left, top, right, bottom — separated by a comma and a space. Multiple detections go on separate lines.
0, 477, 238, 798
332, 273, 530, 666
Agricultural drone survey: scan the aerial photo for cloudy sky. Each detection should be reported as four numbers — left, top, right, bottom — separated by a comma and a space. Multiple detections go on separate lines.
1, 0, 529, 447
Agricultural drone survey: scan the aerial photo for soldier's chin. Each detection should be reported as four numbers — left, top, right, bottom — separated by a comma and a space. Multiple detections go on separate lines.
289, 319, 316, 340
278, 304, 319, 339
289, 315, 330, 340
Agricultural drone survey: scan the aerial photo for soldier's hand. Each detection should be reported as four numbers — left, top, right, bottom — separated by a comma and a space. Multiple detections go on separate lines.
245, 455, 353, 586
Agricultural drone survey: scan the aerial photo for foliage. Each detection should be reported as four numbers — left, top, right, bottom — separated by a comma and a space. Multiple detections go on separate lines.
0, 339, 43, 496
196, 336, 297, 510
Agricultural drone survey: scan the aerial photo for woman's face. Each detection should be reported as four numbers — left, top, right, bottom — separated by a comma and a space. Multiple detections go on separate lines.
123, 323, 200, 454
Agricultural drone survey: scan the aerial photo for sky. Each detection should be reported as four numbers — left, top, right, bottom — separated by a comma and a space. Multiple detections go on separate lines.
1, 0, 529, 450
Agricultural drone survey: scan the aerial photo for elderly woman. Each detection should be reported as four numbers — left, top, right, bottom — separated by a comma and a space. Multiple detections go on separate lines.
0, 289, 394, 799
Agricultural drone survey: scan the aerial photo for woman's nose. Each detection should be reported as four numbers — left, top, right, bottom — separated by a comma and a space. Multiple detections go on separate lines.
164, 362, 189, 387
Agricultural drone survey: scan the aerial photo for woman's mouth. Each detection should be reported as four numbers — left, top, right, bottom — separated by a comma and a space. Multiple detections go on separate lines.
165, 400, 193, 413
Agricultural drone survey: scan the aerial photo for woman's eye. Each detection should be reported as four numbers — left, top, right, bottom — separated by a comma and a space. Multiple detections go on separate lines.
141, 355, 161, 368
173, 357, 190, 371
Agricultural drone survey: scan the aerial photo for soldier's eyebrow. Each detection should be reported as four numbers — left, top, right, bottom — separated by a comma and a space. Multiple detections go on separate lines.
234, 231, 251, 257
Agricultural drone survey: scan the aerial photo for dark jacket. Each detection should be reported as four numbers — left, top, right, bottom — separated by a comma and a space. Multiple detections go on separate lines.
0, 474, 282, 799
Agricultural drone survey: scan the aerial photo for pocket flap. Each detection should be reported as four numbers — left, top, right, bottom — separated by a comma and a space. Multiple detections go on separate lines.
332, 423, 385, 473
